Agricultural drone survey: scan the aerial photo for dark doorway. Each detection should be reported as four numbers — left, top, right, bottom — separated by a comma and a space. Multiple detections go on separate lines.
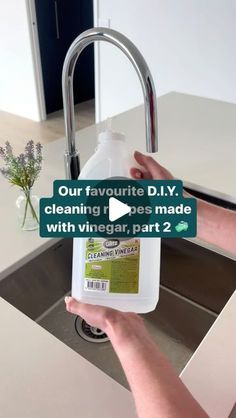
35, 0, 94, 115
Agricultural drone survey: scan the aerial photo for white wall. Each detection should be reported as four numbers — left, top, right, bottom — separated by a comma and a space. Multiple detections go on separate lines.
94, 0, 236, 121
0, 0, 41, 121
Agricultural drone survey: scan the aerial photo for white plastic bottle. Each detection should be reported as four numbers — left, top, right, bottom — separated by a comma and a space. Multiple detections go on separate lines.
72, 129, 161, 313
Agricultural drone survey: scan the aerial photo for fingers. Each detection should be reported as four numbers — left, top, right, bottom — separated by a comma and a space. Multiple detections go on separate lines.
134, 151, 160, 178
134, 150, 149, 166
65, 296, 118, 331
65, 296, 82, 315
133, 151, 153, 179
65, 297, 99, 320
130, 151, 154, 180
132, 151, 174, 180
65, 296, 104, 329
130, 167, 152, 180
130, 167, 143, 179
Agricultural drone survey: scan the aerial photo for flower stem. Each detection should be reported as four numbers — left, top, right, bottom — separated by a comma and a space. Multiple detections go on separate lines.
22, 194, 29, 228
27, 193, 39, 223
22, 188, 39, 227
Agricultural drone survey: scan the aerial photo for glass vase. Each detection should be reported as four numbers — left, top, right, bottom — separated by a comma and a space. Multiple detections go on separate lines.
16, 189, 39, 231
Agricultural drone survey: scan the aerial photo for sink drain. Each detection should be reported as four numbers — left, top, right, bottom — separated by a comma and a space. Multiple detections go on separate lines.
75, 316, 109, 343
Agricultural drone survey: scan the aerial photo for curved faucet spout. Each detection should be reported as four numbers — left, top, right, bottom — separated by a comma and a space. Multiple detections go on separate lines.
62, 27, 158, 179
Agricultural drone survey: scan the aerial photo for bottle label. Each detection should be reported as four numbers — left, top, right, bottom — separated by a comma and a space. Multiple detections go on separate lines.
84, 238, 140, 293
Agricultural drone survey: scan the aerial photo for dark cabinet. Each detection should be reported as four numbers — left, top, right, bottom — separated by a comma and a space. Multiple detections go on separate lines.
35, 0, 94, 114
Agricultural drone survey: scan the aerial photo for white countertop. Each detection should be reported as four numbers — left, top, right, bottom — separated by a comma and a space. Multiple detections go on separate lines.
0, 297, 137, 418
181, 291, 236, 418
0, 92, 236, 417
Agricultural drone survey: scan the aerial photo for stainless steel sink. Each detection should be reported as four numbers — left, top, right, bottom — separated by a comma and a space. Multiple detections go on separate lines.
0, 235, 235, 389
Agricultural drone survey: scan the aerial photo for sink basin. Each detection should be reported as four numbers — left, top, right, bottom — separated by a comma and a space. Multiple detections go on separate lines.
0, 236, 235, 389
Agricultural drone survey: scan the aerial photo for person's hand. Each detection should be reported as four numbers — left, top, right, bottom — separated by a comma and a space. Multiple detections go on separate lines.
130, 151, 174, 180
65, 296, 149, 345
65, 296, 121, 332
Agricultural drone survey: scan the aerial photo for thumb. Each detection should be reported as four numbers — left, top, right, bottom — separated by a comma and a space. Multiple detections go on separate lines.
65, 296, 117, 331
134, 151, 159, 179
134, 151, 173, 180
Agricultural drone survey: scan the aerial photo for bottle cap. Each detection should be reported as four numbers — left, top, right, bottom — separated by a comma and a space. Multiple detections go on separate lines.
98, 130, 125, 143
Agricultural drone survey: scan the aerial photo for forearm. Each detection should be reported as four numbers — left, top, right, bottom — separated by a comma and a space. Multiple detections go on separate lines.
106, 315, 208, 418
197, 198, 236, 255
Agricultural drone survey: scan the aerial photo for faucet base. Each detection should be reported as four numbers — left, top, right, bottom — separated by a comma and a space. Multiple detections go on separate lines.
64, 151, 80, 180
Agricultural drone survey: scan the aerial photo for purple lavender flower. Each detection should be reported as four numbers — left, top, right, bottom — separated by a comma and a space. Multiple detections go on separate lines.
36, 142, 42, 154
5, 141, 13, 157
17, 153, 26, 167
0, 140, 43, 189
0, 146, 6, 160
25, 140, 34, 160
35, 142, 43, 163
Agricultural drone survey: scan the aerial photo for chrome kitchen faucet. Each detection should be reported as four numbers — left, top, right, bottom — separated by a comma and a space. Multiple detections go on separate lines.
62, 27, 158, 179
